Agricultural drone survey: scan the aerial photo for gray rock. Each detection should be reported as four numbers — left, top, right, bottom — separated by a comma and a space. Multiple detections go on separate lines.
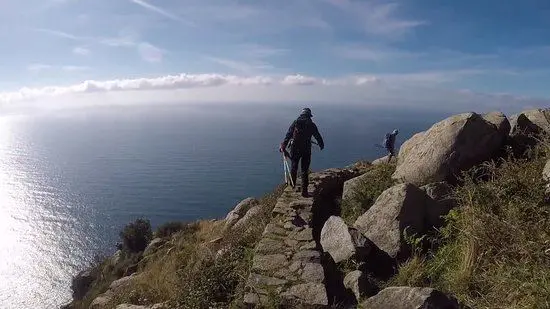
393, 112, 507, 185
224, 197, 259, 230
372, 156, 390, 165
320, 216, 370, 263
520, 108, 550, 134
255, 238, 286, 254
252, 254, 288, 273
263, 223, 287, 236
344, 270, 373, 302
89, 293, 112, 309
232, 205, 264, 231
301, 263, 324, 283
290, 228, 313, 241
71, 269, 95, 300
293, 250, 321, 263
246, 273, 288, 287
354, 183, 435, 260
282, 283, 328, 306
342, 171, 375, 214
421, 182, 457, 229
116, 305, 149, 309
543, 160, 550, 182
483, 111, 511, 137
143, 238, 165, 256
359, 286, 460, 309
110, 250, 123, 267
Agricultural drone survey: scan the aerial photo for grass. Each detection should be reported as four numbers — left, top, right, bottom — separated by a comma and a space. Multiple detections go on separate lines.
340, 162, 396, 225
388, 146, 550, 309
72, 184, 285, 309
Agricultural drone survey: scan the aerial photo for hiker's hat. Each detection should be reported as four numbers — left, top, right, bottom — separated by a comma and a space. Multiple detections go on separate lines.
301, 108, 313, 117
392, 129, 399, 135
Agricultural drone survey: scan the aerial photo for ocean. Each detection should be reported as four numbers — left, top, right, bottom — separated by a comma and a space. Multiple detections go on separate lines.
0, 102, 451, 308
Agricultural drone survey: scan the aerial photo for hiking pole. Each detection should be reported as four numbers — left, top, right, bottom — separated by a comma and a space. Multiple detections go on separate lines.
282, 152, 294, 187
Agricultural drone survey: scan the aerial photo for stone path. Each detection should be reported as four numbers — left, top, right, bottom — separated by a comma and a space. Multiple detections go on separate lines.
244, 168, 362, 308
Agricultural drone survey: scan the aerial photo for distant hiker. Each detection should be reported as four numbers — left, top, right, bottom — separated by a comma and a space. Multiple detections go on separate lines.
384, 129, 399, 163
279, 108, 324, 198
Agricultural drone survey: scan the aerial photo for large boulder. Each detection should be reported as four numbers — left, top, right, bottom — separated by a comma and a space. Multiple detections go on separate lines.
519, 108, 550, 134
143, 238, 165, 256
224, 197, 259, 230
509, 111, 547, 156
543, 160, 550, 181
232, 205, 264, 231
393, 112, 507, 185
320, 216, 370, 263
359, 286, 461, 309
354, 183, 436, 260
344, 270, 377, 302
483, 111, 511, 137
421, 182, 457, 229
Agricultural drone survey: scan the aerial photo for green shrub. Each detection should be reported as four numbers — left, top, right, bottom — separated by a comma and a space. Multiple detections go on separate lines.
389, 151, 550, 308
120, 218, 153, 253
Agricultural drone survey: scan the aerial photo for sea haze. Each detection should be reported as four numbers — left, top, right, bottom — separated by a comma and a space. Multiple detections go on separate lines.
0, 102, 449, 308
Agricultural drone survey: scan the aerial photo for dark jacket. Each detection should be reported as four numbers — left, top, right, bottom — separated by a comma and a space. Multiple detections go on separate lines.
384, 132, 397, 150
282, 115, 324, 151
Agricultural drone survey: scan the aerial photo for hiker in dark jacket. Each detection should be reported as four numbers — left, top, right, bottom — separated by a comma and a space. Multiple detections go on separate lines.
279, 108, 324, 197
384, 129, 399, 163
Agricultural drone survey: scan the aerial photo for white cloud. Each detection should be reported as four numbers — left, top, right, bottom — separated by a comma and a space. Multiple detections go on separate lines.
62, 66, 91, 72
281, 74, 323, 86
130, 0, 194, 26
138, 42, 164, 63
27, 64, 53, 72
72, 47, 91, 56
324, 0, 426, 38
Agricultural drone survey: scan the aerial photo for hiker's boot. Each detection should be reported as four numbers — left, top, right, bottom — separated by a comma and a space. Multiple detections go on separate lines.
301, 176, 310, 198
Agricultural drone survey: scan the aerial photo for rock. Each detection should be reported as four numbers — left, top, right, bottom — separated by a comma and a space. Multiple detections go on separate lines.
110, 250, 124, 267
252, 254, 288, 272
342, 170, 376, 213
293, 250, 321, 263
320, 216, 370, 263
89, 294, 112, 309
232, 205, 264, 231
393, 112, 507, 185
255, 238, 286, 254
116, 305, 149, 309
372, 156, 390, 165
143, 238, 165, 256
344, 270, 377, 302
544, 160, 550, 181
224, 197, 259, 230
359, 286, 460, 309
110, 274, 139, 290
421, 182, 457, 229
520, 108, 550, 134
301, 263, 324, 283
71, 269, 95, 300
354, 183, 436, 260
483, 111, 511, 137
247, 273, 288, 287
282, 283, 328, 306
509, 113, 542, 156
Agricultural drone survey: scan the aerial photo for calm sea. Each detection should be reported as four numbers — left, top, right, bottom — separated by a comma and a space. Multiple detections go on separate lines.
0, 102, 451, 308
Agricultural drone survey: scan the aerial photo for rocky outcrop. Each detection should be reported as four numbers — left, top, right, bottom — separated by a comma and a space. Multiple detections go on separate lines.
421, 182, 457, 229
320, 216, 370, 263
341, 168, 384, 214
244, 168, 362, 308
232, 205, 264, 232
393, 112, 507, 185
483, 111, 511, 137
143, 238, 165, 257
372, 156, 389, 165
90, 274, 141, 309
518, 108, 550, 134
344, 270, 376, 302
71, 270, 95, 300
224, 197, 259, 230
359, 286, 461, 309
354, 183, 438, 260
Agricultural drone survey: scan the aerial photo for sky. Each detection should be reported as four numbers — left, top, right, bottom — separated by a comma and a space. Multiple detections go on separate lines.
0, 0, 549, 112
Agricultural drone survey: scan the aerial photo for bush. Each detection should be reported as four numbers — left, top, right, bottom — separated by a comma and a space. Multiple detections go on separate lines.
389, 151, 550, 308
120, 218, 153, 253
154, 221, 198, 239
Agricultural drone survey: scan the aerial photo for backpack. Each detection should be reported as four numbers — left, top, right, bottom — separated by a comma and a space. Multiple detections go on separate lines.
292, 118, 308, 145
383, 133, 391, 148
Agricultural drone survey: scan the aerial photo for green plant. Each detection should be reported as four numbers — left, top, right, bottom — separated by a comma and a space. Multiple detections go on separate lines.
341, 163, 396, 224
120, 218, 153, 253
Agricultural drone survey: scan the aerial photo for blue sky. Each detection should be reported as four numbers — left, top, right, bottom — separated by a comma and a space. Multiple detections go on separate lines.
1, 0, 549, 110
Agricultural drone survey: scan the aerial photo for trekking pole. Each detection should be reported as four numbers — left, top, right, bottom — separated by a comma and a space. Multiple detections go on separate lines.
283, 153, 294, 187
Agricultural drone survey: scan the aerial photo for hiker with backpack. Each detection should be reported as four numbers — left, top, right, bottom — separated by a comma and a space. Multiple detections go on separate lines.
279, 108, 324, 198
384, 129, 399, 163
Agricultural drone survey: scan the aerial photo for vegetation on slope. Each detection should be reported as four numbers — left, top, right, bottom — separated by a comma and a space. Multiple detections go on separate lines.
340, 162, 396, 225
389, 147, 550, 308
72, 185, 285, 309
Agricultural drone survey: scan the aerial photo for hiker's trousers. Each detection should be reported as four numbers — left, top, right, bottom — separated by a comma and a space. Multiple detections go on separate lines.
290, 147, 311, 192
